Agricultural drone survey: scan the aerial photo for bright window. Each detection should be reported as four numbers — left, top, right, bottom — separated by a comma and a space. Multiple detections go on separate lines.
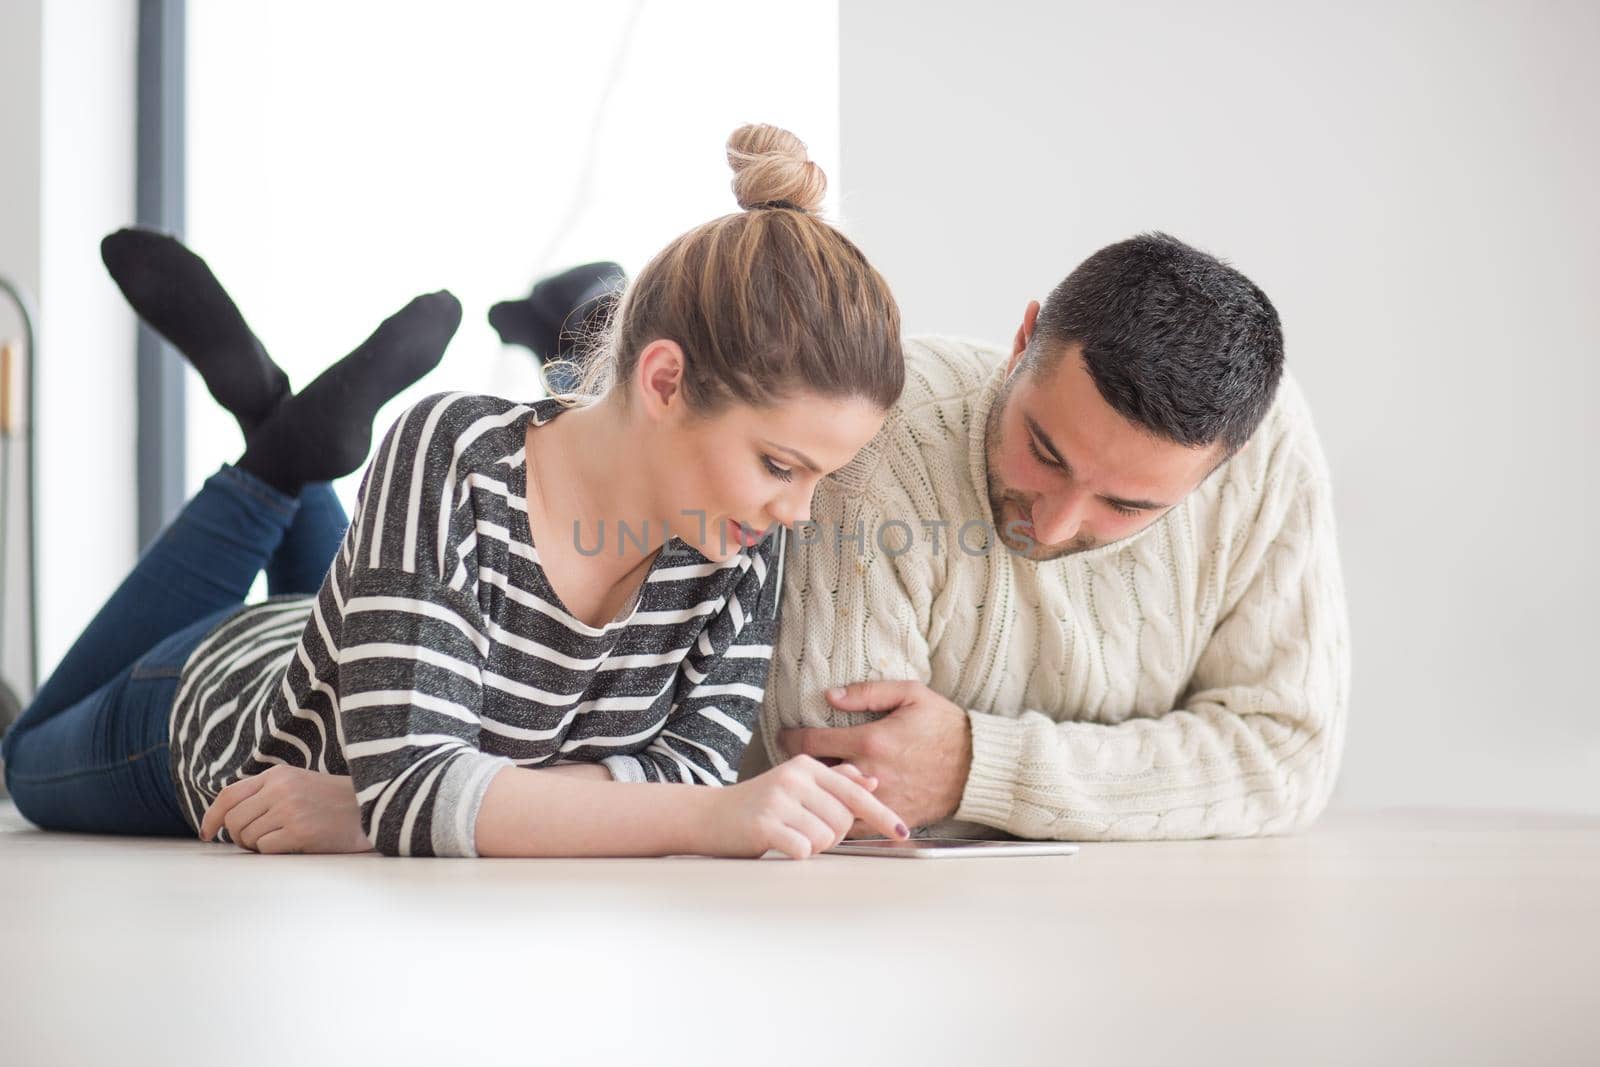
187, 0, 840, 506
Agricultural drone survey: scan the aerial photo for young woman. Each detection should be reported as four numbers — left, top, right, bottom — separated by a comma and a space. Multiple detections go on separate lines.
1, 124, 909, 859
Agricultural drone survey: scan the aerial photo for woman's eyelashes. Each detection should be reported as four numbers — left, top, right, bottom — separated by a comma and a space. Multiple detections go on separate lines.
761, 455, 795, 483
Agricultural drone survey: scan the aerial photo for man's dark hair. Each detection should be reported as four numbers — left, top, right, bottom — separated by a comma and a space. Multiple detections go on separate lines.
1029, 232, 1284, 454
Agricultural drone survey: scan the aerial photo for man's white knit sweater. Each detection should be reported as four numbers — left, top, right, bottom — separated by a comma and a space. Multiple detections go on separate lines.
752, 336, 1351, 840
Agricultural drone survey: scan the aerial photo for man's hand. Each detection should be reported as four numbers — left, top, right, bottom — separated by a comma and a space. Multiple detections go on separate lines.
777, 680, 973, 836
200, 765, 373, 854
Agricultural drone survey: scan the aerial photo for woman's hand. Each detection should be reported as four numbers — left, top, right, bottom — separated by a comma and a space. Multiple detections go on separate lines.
702, 755, 910, 859
199, 766, 373, 854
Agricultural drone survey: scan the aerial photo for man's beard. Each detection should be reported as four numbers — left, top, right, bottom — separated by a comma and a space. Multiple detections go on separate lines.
983, 377, 1098, 562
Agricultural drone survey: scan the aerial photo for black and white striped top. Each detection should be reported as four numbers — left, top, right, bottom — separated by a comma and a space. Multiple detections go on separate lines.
167, 393, 786, 856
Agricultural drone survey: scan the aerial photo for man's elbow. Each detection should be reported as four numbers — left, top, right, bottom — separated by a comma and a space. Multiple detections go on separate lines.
1234, 719, 1344, 838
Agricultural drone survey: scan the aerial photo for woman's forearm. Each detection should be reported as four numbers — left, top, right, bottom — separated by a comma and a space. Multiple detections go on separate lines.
474, 764, 717, 858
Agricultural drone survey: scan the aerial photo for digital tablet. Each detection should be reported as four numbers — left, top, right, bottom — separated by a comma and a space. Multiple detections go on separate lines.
825, 837, 1080, 859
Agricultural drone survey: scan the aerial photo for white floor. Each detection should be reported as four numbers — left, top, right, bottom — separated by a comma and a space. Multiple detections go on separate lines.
2, 801, 1597, 1067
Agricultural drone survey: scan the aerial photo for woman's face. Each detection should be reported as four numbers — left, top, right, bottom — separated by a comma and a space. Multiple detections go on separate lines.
649, 389, 888, 562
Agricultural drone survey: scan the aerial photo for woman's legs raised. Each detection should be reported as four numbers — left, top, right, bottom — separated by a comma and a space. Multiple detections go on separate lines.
245, 289, 461, 590
101, 227, 289, 436
7, 466, 301, 741
102, 226, 455, 594
266, 481, 349, 597
1, 467, 302, 831
1, 229, 461, 832
236, 290, 461, 494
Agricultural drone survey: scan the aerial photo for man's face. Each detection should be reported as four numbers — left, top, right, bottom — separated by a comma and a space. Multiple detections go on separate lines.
984, 303, 1228, 561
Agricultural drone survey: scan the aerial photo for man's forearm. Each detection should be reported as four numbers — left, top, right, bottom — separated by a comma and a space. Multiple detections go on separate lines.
475, 764, 718, 857
956, 702, 1337, 841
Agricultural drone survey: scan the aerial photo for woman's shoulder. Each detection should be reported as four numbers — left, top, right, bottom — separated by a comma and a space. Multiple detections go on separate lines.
395, 391, 536, 436
356, 393, 538, 568
374, 392, 538, 476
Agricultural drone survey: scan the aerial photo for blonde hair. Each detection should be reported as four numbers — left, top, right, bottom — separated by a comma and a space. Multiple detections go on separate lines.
547, 124, 903, 414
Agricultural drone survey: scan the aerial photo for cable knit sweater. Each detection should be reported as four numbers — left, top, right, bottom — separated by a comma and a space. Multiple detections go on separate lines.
753, 336, 1350, 840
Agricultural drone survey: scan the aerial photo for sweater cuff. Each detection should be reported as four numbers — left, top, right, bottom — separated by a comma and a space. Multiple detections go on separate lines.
431, 751, 515, 858
954, 710, 1026, 829
602, 754, 648, 783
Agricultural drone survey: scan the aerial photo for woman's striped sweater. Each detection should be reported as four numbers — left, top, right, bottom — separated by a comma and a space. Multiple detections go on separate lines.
168, 393, 785, 856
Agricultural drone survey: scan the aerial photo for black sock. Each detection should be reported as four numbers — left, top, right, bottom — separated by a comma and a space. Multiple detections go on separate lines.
237, 291, 462, 494
100, 227, 290, 435
488, 261, 625, 363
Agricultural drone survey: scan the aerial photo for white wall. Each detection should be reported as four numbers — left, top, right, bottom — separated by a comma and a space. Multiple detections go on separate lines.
840, 1, 1599, 813
0, 0, 137, 692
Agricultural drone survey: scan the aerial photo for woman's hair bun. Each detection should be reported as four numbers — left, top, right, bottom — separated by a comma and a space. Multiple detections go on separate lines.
726, 123, 827, 213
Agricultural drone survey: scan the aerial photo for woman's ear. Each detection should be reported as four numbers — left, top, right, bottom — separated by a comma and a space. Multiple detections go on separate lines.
633, 339, 686, 417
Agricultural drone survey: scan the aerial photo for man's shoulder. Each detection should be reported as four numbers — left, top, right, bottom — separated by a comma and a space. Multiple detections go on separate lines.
821, 336, 1004, 505
899, 335, 1009, 409
1187, 371, 1336, 552
1230, 372, 1333, 490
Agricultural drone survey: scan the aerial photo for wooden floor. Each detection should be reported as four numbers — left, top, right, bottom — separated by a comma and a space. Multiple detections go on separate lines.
1, 801, 1596, 1066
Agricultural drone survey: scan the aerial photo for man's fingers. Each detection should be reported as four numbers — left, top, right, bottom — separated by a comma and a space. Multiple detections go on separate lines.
778, 724, 874, 761
199, 775, 266, 841
816, 766, 909, 840
825, 679, 920, 712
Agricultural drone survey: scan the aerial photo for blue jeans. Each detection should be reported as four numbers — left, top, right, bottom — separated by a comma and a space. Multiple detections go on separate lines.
1, 466, 347, 835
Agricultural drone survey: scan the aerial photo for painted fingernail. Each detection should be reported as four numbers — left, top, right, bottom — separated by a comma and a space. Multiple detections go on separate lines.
895, 823, 909, 838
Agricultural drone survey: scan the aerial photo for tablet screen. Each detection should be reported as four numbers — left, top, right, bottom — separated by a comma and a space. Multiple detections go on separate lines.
854, 838, 1020, 849
824, 837, 1081, 858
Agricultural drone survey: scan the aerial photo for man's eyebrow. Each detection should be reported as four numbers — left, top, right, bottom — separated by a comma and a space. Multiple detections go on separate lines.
1023, 414, 1171, 511
759, 440, 821, 474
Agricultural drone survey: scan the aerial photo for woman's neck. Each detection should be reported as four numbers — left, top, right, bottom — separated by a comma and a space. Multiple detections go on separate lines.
533, 398, 669, 555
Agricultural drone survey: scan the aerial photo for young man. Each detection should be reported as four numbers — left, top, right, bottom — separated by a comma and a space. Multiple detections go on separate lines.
749, 233, 1350, 841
